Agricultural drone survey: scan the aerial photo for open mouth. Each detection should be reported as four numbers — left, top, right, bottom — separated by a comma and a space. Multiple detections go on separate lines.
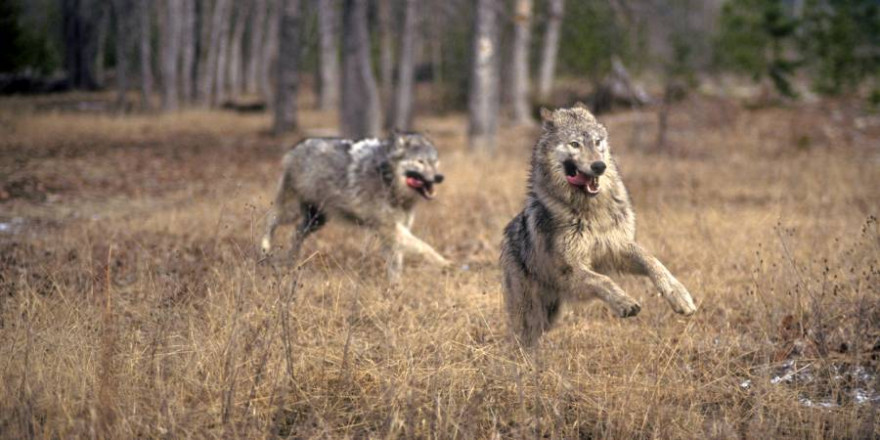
562, 160, 600, 195
405, 171, 436, 200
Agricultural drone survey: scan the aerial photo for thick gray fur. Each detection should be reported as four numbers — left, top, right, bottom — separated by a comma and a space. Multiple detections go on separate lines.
501, 104, 697, 346
262, 132, 450, 282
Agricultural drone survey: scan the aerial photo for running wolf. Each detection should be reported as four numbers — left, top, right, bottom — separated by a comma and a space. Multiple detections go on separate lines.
261, 132, 450, 282
501, 104, 697, 346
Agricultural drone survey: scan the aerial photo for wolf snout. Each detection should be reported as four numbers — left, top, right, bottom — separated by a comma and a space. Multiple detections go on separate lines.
590, 161, 606, 175
434, 173, 444, 184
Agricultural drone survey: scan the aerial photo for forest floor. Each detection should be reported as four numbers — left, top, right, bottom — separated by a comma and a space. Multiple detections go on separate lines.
2, 91, 880, 438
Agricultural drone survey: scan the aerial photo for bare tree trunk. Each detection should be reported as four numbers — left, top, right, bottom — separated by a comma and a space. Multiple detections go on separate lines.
316, 0, 339, 110
213, 0, 233, 106
199, 0, 229, 106
377, 0, 393, 106
261, 0, 282, 102
537, 0, 563, 101
245, 0, 268, 95
468, 0, 500, 151
391, 0, 418, 131
95, 3, 109, 88
179, 0, 196, 104
111, 0, 131, 109
60, 0, 101, 90
274, 0, 301, 134
340, 0, 381, 138
159, 0, 182, 111
138, 0, 153, 109
510, 0, 533, 125
226, 1, 250, 102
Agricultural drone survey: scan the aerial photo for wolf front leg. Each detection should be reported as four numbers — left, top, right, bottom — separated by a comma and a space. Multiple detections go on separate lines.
621, 244, 697, 315
394, 223, 451, 267
569, 265, 641, 318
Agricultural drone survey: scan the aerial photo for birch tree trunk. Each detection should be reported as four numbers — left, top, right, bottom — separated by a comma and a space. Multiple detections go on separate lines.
510, 0, 533, 125
213, 0, 233, 106
138, 0, 153, 109
261, 0, 282, 102
179, 0, 197, 104
245, 0, 267, 94
111, 0, 130, 109
316, 0, 339, 110
468, 0, 500, 152
274, 0, 301, 134
340, 0, 381, 138
537, 0, 563, 101
391, 0, 418, 131
227, 1, 250, 102
159, 0, 182, 111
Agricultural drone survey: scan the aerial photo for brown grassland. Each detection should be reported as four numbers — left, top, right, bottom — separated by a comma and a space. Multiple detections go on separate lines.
1, 91, 880, 438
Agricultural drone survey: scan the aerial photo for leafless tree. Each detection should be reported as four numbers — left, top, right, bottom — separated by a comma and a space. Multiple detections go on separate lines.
94, 3, 109, 88
228, 1, 251, 102
159, 0, 182, 111
274, 0, 301, 134
245, 0, 268, 95
537, 0, 563, 101
60, 0, 101, 90
199, 0, 230, 106
510, 0, 533, 125
179, 0, 197, 104
390, 0, 418, 131
111, 0, 131, 109
138, 0, 154, 109
340, 0, 381, 138
316, 0, 339, 110
378, 0, 394, 106
468, 0, 500, 151
261, 0, 282, 102
213, 0, 234, 106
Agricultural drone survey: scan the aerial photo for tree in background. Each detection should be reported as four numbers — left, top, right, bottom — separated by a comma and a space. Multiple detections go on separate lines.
340, 0, 381, 138
536, 0, 563, 102
390, 0, 419, 131
800, 0, 880, 95
274, 0, 301, 135
316, 0, 339, 111
59, 0, 101, 90
509, 0, 534, 125
159, 0, 181, 111
468, 0, 500, 152
714, 0, 800, 98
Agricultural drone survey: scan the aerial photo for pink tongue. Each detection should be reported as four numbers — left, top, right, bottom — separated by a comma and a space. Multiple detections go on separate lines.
566, 173, 588, 186
406, 177, 424, 188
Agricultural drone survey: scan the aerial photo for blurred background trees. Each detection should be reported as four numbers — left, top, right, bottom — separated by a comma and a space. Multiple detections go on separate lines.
0, 0, 877, 141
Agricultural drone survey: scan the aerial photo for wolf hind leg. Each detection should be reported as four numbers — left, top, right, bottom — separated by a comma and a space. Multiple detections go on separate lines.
503, 266, 559, 347
288, 203, 327, 262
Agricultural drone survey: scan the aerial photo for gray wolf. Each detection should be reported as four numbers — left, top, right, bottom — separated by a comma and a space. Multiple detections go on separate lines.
261, 132, 450, 283
500, 104, 697, 346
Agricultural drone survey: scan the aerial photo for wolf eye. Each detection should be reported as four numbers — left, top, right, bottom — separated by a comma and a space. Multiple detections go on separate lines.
568, 141, 582, 149
595, 139, 605, 150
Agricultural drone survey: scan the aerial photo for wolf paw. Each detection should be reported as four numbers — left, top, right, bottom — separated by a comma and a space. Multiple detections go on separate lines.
617, 299, 641, 318
665, 278, 697, 316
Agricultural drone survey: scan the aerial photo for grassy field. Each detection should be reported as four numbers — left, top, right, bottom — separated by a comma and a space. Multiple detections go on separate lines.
1, 92, 879, 438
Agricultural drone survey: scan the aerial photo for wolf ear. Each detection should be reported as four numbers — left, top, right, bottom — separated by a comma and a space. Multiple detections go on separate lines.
539, 107, 554, 129
387, 130, 406, 159
573, 101, 589, 110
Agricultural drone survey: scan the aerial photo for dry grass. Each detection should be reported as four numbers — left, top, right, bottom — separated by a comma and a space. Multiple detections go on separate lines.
1, 92, 879, 439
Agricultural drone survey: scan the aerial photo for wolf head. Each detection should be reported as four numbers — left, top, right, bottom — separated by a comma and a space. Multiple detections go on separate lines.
387, 132, 444, 200
537, 103, 614, 198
